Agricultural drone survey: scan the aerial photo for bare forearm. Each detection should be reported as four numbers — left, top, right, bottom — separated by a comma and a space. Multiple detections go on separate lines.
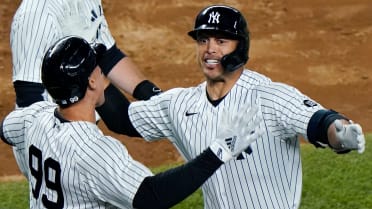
106, 56, 146, 95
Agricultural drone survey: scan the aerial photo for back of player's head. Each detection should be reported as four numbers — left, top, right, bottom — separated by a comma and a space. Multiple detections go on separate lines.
41, 36, 106, 107
188, 5, 250, 72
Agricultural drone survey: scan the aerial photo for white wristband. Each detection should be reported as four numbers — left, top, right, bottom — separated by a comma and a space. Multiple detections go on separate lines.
210, 141, 233, 163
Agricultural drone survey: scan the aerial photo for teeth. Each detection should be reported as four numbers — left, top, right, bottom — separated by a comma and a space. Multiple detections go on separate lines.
205, 59, 219, 64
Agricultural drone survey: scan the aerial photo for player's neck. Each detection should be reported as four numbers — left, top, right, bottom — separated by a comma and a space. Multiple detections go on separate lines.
57, 101, 96, 123
206, 69, 242, 100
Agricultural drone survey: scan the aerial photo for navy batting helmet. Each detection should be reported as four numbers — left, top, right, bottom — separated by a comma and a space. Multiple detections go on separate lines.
41, 36, 106, 107
188, 5, 250, 72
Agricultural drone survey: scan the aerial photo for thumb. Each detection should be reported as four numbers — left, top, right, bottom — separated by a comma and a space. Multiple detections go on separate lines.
334, 119, 344, 132
67, 0, 79, 14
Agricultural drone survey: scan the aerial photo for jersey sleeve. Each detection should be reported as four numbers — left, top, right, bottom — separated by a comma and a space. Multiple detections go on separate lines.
11, 2, 63, 83
0, 106, 39, 147
76, 136, 153, 208
256, 82, 324, 140
128, 88, 183, 141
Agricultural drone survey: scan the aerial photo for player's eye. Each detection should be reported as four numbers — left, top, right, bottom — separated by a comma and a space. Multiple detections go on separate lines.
216, 38, 229, 45
197, 37, 208, 45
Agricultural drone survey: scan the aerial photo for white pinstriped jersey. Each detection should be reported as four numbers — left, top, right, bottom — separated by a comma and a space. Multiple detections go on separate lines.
2, 101, 152, 209
10, 0, 115, 179
11, 0, 115, 83
129, 69, 324, 209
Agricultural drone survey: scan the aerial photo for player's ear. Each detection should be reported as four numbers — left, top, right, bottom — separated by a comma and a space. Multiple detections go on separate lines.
87, 67, 100, 90
88, 77, 96, 90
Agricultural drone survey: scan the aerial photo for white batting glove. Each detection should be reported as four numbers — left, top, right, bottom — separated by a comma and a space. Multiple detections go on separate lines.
334, 119, 365, 154
210, 105, 264, 163
58, 0, 103, 42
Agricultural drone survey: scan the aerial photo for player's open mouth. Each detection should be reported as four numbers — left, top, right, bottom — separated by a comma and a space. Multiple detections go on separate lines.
204, 59, 220, 67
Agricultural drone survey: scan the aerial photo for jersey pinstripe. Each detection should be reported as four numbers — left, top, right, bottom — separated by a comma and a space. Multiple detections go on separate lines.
2, 101, 152, 209
10, 0, 115, 179
129, 69, 324, 209
10, 0, 115, 83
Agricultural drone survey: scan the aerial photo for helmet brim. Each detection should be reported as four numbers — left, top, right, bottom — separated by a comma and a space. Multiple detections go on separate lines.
188, 27, 242, 40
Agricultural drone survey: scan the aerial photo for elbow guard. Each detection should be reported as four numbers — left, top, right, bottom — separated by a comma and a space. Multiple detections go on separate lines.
133, 80, 162, 100
307, 109, 349, 148
98, 44, 126, 76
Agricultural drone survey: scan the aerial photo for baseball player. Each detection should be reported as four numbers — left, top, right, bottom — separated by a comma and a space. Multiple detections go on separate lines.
99, 5, 366, 209
0, 36, 264, 209
10, 0, 160, 176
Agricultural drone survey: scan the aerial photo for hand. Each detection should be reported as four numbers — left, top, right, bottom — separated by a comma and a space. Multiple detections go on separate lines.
210, 104, 264, 163
334, 119, 365, 154
58, 0, 103, 42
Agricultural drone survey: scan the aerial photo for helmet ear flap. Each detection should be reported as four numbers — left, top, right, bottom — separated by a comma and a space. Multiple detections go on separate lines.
221, 36, 249, 72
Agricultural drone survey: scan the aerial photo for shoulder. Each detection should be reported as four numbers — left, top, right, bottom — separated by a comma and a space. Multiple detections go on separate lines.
254, 81, 301, 95
74, 124, 126, 155
9, 101, 56, 121
234, 69, 271, 92
28, 101, 57, 115
241, 69, 272, 83
75, 130, 135, 170
68, 123, 125, 157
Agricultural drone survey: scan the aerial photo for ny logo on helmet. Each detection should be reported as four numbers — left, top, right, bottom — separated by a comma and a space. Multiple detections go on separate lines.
208, 11, 220, 24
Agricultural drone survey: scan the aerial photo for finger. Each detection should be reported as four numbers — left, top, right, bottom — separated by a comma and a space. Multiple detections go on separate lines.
66, 0, 78, 15
244, 105, 258, 125
255, 111, 263, 124
234, 106, 250, 126
257, 125, 264, 136
94, 16, 104, 24
77, 0, 90, 18
358, 144, 365, 154
352, 124, 363, 135
357, 134, 365, 154
246, 125, 262, 142
61, 2, 69, 14
334, 119, 344, 132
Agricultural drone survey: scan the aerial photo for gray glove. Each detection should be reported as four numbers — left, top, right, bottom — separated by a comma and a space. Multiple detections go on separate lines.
58, 0, 103, 42
334, 119, 365, 154
210, 104, 264, 163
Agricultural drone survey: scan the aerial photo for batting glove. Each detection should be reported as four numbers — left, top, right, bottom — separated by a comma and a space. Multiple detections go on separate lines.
58, 0, 104, 43
210, 104, 264, 163
334, 119, 365, 154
